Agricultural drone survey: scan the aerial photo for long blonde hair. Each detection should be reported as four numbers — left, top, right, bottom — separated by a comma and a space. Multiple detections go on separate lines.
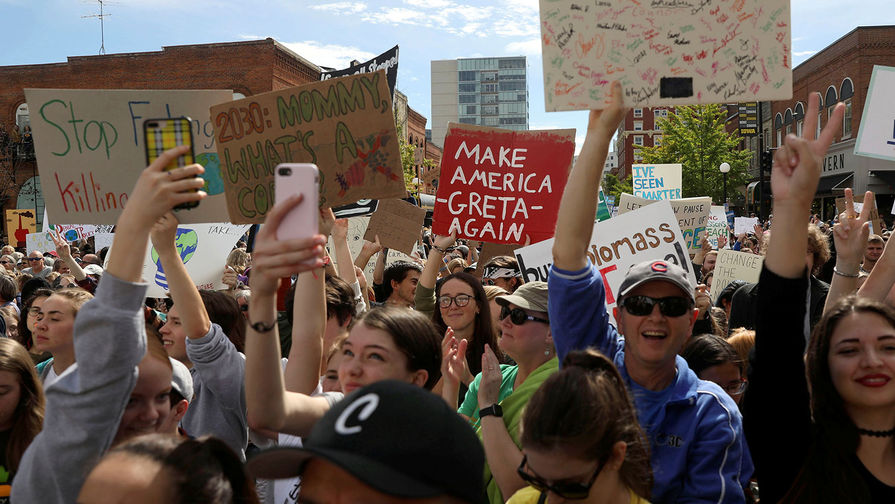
0, 338, 45, 471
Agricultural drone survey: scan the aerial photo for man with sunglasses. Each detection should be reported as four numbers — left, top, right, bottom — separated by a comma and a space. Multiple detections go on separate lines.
22, 250, 52, 279
547, 84, 751, 504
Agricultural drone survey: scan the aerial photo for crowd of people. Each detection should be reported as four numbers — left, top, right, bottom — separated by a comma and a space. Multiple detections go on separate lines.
1, 84, 894, 504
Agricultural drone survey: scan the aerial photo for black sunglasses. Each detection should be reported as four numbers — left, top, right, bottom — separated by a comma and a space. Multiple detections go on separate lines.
27, 257, 42, 261
516, 454, 603, 499
619, 295, 692, 317
499, 305, 548, 325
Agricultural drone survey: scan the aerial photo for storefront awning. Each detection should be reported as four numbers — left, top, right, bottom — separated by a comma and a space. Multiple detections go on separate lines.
816, 173, 853, 194
871, 170, 895, 189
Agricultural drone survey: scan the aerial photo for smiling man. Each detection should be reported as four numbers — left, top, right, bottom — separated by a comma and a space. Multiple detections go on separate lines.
546, 86, 752, 504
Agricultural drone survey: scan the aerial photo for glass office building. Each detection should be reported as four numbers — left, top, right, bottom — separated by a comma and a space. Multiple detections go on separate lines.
431, 56, 529, 147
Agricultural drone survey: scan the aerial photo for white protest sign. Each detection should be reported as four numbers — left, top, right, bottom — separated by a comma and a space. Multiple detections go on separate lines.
632, 164, 682, 200
854, 65, 895, 162
514, 200, 697, 324
142, 224, 250, 298
617, 194, 711, 254
539, 0, 793, 110
25, 231, 55, 255
707, 206, 729, 249
711, 249, 763, 302
94, 233, 115, 254
25, 88, 232, 225
734, 217, 759, 235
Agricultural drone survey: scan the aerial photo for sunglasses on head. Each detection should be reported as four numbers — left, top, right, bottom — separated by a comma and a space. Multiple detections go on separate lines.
619, 295, 692, 317
516, 454, 603, 500
499, 305, 548, 325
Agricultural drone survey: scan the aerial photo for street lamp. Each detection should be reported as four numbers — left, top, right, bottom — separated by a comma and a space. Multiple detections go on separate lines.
719, 162, 731, 206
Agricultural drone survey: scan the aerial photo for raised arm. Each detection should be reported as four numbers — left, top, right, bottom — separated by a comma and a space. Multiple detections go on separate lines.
552, 82, 626, 270
353, 236, 382, 271
824, 189, 871, 313
150, 213, 211, 339
49, 229, 88, 281
245, 195, 332, 436
331, 218, 355, 283
284, 209, 335, 394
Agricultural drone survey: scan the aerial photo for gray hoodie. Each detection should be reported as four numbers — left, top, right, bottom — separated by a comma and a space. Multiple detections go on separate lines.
11, 274, 148, 503
182, 323, 248, 460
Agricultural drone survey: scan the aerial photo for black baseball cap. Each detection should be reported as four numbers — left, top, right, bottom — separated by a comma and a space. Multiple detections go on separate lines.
246, 381, 486, 503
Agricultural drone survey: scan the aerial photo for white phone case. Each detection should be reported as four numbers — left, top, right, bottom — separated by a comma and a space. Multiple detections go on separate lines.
274, 163, 319, 241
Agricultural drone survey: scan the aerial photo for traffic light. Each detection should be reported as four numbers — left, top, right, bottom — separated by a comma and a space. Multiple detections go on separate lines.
760, 150, 773, 172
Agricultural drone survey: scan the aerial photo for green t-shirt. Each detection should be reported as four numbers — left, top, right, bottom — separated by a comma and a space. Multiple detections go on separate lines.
458, 364, 518, 429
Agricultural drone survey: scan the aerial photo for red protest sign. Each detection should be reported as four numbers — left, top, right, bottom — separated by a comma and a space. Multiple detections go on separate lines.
432, 124, 575, 244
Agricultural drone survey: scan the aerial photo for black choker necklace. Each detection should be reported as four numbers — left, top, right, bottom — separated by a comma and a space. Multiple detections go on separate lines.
857, 427, 895, 438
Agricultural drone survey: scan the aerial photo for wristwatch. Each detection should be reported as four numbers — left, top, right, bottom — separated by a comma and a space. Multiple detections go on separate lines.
479, 403, 503, 418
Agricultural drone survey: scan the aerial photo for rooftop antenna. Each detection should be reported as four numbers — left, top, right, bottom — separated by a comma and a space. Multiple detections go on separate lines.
82, 0, 115, 55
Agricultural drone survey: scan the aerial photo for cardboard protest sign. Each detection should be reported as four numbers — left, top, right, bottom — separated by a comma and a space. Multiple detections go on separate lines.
432, 124, 575, 244
142, 224, 250, 298
475, 242, 522, 279
25, 231, 55, 254
211, 70, 405, 224
711, 249, 763, 302
364, 199, 426, 256
632, 164, 682, 200
707, 205, 730, 249
25, 89, 233, 225
5, 209, 36, 248
836, 197, 885, 236
734, 217, 759, 235
854, 65, 895, 162
514, 200, 697, 323
617, 194, 711, 254
321, 45, 399, 99
539, 0, 793, 110
94, 232, 115, 255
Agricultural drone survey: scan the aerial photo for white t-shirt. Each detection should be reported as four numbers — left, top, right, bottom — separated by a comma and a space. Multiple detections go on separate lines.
43, 366, 61, 389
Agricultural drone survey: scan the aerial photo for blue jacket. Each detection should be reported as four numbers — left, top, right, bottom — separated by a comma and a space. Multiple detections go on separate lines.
548, 263, 753, 503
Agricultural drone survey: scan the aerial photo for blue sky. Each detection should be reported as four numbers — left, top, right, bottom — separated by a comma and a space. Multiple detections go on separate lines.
2, 0, 893, 153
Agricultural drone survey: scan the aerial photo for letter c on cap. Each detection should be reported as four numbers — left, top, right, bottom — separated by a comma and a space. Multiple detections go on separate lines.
335, 393, 380, 435
651, 261, 668, 273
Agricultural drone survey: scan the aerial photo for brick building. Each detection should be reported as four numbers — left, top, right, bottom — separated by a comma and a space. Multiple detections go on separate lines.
770, 26, 895, 220
614, 106, 674, 180
0, 38, 320, 226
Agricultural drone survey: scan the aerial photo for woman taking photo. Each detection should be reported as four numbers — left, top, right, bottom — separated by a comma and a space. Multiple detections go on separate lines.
744, 93, 895, 502
244, 202, 442, 438
0, 338, 45, 495
442, 281, 558, 503
509, 350, 651, 503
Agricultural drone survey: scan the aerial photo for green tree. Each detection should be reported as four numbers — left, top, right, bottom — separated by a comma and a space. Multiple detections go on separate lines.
638, 104, 752, 205
601, 172, 632, 202
395, 124, 421, 198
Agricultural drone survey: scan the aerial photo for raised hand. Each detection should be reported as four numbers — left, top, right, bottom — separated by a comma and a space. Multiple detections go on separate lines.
149, 212, 180, 251
477, 344, 502, 407
332, 218, 349, 240
121, 145, 206, 229
251, 195, 327, 296
832, 188, 873, 271
770, 93, 845, 208
49, 229, 72, 259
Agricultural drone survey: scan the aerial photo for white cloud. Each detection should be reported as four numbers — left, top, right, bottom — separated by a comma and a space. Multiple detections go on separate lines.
360, 7, 428, 26
238, 34, 264, 40
309, 2, 367, 14
505, 38, 542, 56
405, 0, 453, 8
280, 41, 376, 68
793, 50, 818, 57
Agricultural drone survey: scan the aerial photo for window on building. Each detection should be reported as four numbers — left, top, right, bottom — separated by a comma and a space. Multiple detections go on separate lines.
633, 135, 644, 146
482, 116, 498, 126
466, 105, 477, 115
654, 109, 668, 118
785, 124, 792, 136
796, 120, 803, 137
498, 58, 525, 69
654, 135, 663, 147
842, 99, 853, 138
15, 103, 30, 129
634, 151, 644, 161
817, 112, 822, 139
776, 129, 782, 147
634, 121, 643, 131
498, 81, 526, 91
459, 83, 477, 92
459, 117, 477, 124
459, 71, 477, 81
459, 94, 477, 104
634, 108, 643, 118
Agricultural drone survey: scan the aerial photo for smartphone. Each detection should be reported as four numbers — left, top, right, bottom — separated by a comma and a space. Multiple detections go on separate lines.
143, 117, 199, 210
274, 163, 319, 241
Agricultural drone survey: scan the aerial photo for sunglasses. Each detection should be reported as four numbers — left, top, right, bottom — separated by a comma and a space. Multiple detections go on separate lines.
619, 295, 692, 317
0, 261, 10, 264
516, 454, 603, 499
28, 257, 42, 261
499, 305, 548, 325
439, 294, 473, 308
